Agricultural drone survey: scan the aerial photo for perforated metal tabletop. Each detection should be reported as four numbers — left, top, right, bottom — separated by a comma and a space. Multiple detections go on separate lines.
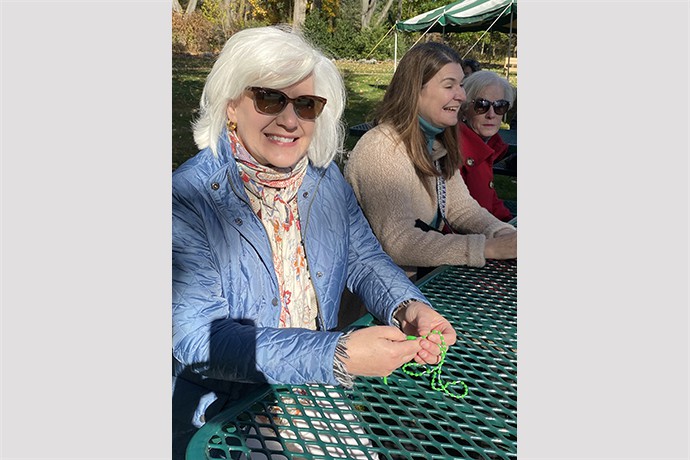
187, 259, 517, 459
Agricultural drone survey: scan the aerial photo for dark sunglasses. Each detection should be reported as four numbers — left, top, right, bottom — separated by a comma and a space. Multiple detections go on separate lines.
245, 87, 327, 121
472, 98, 511, 116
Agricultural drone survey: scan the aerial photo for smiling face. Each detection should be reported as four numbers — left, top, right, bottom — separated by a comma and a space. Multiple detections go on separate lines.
465, 84, 505, 140
226, 76, 317, 169
417, 62, 466, 129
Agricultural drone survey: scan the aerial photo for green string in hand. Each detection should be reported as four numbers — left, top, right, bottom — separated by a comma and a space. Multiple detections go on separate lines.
386, 330, 469, 399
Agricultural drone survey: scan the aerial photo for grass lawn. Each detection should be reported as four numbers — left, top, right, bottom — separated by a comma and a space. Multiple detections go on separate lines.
172, 54, 216, 170
172, 56, 516, 201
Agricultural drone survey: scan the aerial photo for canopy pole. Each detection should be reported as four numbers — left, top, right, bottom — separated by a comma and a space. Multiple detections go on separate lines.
409, 16, 442, 48
364, 24, 396, 60
394, 30, 398, 71
395, 16, 441, 71
505, 0, 514, 79
395, 0, 401, 72
460, 3, 511, 59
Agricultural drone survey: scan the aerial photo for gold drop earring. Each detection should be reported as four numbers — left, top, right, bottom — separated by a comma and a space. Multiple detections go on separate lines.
227, 119, 237, 132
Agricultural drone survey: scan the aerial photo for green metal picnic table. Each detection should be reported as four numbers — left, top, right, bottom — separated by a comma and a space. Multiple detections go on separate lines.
187, 259, 517, 460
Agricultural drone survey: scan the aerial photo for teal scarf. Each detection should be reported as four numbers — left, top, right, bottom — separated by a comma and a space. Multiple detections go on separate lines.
418, 116, 448, 231
418, 115, 444, 154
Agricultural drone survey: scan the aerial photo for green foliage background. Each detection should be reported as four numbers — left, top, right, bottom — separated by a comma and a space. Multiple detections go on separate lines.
172, 0, 517, 200
172, 0, 516, 61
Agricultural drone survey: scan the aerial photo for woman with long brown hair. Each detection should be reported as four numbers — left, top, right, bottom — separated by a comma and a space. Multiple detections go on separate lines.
344, 42, 517, 280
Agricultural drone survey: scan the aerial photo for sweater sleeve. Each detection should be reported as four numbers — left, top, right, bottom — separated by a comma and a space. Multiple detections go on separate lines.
444, 172, 515, 236
345, 126, 500, 269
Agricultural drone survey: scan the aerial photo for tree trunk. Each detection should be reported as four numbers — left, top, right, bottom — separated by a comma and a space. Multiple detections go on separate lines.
361, 0, 377, 29
293, 0, 308, 29
185, 0, 198, 17
373, 0, 395, 26
221, 0, 231, 32
236, 0, 246, 25
172, 0, 182, 13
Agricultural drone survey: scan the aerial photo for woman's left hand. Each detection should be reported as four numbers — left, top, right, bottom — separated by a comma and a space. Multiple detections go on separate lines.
394, 301, 457, 365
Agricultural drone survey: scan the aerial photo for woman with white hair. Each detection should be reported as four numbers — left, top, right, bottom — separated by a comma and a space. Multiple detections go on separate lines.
172, 25, 456, 457
458, 70, 516, 221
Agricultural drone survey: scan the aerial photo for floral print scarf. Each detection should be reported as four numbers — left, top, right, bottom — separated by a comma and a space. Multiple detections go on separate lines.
229, 131, 318, 330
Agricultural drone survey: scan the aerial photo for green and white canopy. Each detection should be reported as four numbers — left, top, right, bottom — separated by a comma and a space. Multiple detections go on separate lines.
396, 0, 516, 34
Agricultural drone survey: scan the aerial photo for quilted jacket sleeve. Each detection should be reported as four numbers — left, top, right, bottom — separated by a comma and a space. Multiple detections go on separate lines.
172, 175, 342, 386
338, 168, 431, 323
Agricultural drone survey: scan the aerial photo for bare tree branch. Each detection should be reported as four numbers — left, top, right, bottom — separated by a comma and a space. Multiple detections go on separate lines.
293, 0, 308, 30
361, 0, 377, 29
374, 0, 395, 26
185, 0, 198, 17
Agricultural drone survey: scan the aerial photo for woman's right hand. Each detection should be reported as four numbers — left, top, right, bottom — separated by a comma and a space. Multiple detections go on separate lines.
484, 230, 517, 259
340, 326, 422, 377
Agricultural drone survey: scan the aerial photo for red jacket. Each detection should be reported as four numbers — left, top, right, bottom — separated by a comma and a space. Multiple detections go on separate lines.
458, 123, 513, 221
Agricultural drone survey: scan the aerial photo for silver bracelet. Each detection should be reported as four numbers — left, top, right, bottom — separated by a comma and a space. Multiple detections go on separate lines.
391, 298, 418, 328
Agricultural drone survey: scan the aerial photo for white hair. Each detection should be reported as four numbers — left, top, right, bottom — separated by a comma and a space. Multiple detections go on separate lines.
192, 25, 346, 168
460, 70, 515, 113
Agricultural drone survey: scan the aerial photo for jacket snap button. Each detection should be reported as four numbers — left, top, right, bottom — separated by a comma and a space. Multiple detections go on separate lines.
303, 192, 309, 198
211, 182, 220, 190
272, 297, 279, 306
466, 158, 475, 166
316, 272, 323, 278
234, 218, 243, 225
489, 181, 494, 189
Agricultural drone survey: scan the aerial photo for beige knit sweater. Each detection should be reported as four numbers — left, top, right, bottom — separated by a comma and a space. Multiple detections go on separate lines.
344, 124, 514, 277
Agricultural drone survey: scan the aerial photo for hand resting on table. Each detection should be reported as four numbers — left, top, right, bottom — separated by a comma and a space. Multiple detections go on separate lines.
484, 229, 517, 260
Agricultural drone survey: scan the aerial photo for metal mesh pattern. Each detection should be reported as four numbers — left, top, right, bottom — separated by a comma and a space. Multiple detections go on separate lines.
188, 260, 517, 459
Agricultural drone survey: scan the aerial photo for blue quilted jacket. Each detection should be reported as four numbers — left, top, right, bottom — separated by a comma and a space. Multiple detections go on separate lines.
172, 133, 428, 393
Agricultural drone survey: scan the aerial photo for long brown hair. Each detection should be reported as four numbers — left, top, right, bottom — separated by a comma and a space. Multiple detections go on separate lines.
373, 42, 462, 181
